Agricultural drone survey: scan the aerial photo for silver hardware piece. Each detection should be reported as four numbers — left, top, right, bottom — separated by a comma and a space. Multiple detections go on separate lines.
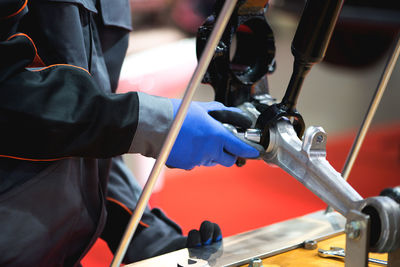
263, 121, 363, 216
345, 210, 370, 267
262, 120, 400, 254
303, 240, 318, 250
223, 124, 262, 144
318, 247, 387, 265
345, 220, 362, 240
243, 129, 262, 143
248, 258, 263, 267
238, 102, 261, 127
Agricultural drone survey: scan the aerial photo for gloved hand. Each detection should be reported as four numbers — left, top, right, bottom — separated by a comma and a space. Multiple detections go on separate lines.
166, 100, 260, 170
186, 221, 222, 248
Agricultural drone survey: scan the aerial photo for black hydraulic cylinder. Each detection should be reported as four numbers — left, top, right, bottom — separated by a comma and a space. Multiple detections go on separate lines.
281, 0, 345, 112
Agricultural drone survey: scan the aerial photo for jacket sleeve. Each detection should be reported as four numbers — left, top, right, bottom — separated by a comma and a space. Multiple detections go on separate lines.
0, 34, 175, 160
0, 1, 174, 160
0, 0, 138, 160
0, 62, 141, 160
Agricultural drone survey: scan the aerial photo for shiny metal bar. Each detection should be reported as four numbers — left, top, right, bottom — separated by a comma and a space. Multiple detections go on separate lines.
126, 210, 345, 267
341, 34, 400, 181
110, 1, 238, 266
345, 210, 370, 267
263, 121, 363, 216
326, 34, 400, 213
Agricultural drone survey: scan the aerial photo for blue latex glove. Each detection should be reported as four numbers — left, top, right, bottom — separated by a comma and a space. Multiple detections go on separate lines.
166, 100, 259, 170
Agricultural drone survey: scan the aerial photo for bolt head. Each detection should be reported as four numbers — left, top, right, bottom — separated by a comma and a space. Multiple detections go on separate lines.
316, 134, 324, 143
303, 240, 318, 250
248, 258, 263, 267
345, 220, 361, 240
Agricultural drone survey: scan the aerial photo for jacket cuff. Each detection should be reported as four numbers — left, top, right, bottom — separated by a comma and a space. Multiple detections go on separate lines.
129, 92, 173, 158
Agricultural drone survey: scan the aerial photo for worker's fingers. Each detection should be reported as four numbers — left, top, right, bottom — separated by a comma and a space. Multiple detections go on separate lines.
212, 223, 222, 242
223, 130, 260, 159
208, 109, 252, 129
200, 221, 222, 244
197, 101, 225, 111
203, 158, 218, 167
200, 221, 214, 245
186, 221, 223, 248
187, 229, 202, 248
215, 150, 237, 167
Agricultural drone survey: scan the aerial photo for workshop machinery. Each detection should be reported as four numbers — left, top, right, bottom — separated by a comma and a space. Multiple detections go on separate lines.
111, 0, 400, 266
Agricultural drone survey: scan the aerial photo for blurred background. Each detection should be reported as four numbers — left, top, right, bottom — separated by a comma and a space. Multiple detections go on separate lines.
83, 0, 400, 265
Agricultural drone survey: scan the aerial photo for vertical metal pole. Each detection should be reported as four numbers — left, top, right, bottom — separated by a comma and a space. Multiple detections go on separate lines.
341, 34, 400, 181
110, 1, 238, 266
326, 34, 400, 213
345, 210, 370, 267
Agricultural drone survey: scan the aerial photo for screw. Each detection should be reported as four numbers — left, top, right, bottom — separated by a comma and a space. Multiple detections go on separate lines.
303, 240, 318, 250
316, 134, 324, 143
248, 258, 263, 267
345, 220, 362, 240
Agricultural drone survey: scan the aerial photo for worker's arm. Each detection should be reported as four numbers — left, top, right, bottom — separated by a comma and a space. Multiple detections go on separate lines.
1, 1, 141, 160
0, 1, 258, 165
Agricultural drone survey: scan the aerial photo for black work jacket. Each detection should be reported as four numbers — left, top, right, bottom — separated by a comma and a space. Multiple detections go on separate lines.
0, 0, 139, 265
0, 0, 184, 266
0, 0, 186, 267
0, 0, 138, 159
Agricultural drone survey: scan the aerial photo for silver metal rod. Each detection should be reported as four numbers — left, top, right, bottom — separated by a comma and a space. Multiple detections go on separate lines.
110, 1, 238, 266
325, 34, 400, 214
341, 34, 400, 181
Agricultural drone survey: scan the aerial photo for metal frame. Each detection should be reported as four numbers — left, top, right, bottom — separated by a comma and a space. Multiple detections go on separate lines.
345, 210, 370, 267
126, 211, 346, 267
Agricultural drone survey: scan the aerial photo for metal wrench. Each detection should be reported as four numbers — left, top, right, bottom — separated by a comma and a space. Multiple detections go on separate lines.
318, 247, 387, 265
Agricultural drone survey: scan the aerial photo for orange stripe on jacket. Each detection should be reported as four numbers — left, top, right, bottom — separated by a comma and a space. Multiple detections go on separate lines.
6, 33, 46, 67
1, 0, 28, 20
7, 34, 91, 73
107, 197, 150, 228
0, 35, 92, 163
0, 154, 69, 162
31, 63, 91, 75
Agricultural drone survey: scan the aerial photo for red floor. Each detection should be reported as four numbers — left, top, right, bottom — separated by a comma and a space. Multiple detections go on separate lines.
82, 122, 400, 266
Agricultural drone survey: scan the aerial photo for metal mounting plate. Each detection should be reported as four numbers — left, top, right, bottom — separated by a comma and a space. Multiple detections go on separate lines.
127, 210, 345, 267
